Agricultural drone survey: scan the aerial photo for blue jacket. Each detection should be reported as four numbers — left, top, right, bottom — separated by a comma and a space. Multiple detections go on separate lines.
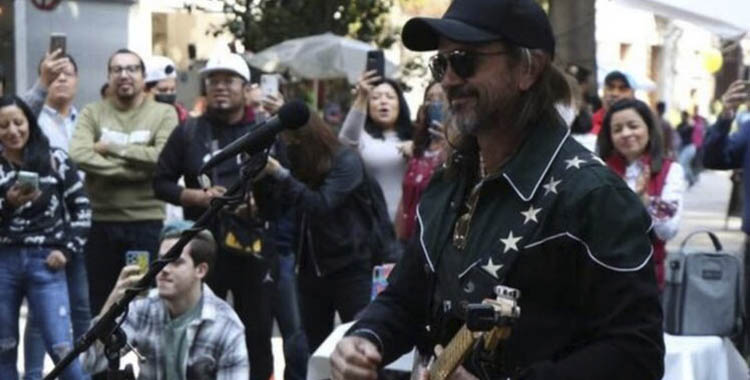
703, 117, 750, 234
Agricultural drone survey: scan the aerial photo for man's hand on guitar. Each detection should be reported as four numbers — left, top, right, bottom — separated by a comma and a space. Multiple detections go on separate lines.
331, 336, 382, 380
427, 345, 478, 380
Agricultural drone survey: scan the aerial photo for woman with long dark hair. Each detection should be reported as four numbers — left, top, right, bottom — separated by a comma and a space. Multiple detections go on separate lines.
262, 111, 373, 352
598, 98, 685, 288
339, 71, 412, 221
0, 96, 90, 379
395, 81, 448, 242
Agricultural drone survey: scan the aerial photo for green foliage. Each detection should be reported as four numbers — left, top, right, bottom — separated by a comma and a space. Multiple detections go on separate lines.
212, 0, 396, 52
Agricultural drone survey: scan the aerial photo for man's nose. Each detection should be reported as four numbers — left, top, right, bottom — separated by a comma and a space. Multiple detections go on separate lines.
441, 65, 463, 89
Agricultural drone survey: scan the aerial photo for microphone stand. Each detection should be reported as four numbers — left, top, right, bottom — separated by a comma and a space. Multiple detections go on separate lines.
44, 152, 269, 380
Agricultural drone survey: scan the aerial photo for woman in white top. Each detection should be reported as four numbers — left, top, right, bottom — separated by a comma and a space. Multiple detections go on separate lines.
598, 98, 686, 289
339, 71, 412, 221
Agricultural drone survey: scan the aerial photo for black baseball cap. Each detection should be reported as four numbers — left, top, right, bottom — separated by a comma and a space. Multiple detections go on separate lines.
401, 0, 555, 56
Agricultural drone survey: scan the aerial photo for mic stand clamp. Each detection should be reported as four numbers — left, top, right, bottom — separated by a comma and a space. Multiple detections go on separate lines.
103, 327, 135, 380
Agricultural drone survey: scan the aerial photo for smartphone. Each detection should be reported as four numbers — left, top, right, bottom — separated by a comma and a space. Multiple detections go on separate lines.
49, 33, 66, 55
260, 74, 279, 97
426, 101, 444, 127
16, 171, 39, 193
744, 66, 750, 81
125, 250, 150, 275
366, 50, 385, 78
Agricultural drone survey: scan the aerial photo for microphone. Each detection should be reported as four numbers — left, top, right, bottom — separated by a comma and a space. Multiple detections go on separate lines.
200, 100, 310, 173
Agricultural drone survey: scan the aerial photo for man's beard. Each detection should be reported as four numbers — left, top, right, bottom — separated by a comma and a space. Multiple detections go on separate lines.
116, 86, 137, 102
447, 80, 518, 136
206, 102, 244, 120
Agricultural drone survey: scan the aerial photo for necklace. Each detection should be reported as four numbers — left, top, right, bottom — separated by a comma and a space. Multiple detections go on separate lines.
479, 153, 509, 179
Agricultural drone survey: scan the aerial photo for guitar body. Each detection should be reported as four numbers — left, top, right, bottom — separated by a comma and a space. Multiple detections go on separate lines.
411, 286, 520, 380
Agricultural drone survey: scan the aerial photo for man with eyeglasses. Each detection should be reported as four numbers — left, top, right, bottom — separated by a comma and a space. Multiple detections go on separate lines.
331, 1, 664, 379
69, 49, 178, 336
154, 52, 283, 380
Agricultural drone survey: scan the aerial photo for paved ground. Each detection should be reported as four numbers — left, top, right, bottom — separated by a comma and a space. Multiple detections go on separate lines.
666, 169, 745, 255
21, 169, 744, 378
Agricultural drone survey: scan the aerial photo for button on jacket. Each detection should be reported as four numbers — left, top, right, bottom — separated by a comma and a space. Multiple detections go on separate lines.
350, 120, 665, 379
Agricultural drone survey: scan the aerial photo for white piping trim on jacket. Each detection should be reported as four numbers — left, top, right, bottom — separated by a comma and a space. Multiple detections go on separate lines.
503, 128, 571, 202
458, 259, 482, 279
524, 232, 653, 272
416, 204, 435, 273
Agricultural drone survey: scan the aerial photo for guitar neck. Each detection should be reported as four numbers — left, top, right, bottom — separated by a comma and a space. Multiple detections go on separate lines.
429, 324, 476, 380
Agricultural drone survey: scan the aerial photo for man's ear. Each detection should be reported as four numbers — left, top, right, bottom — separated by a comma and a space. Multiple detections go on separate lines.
195, 262, 209, 279
518, 50, 548, 91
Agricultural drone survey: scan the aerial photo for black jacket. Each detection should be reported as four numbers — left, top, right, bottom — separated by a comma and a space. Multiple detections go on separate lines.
349, 121, 664, 379
153, 114, 279, 242
273, 147, 371, 276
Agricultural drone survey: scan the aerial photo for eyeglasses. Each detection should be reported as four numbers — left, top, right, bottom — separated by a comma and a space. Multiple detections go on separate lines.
109, 65, 141, 76
204, 77, 244, 89
429, 50, 510, 82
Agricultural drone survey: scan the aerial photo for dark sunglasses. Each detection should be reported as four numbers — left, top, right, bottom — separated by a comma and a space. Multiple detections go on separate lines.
429, 50, 510, 82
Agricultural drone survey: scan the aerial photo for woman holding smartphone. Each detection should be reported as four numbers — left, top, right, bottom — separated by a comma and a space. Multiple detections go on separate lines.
395, 81, 448, 242
339, 71, 412, 222
598, 98, 686, 289
0, 96, 90, 380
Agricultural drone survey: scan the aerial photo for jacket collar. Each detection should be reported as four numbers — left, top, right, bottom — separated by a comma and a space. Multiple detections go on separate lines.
500, 120, 570, 201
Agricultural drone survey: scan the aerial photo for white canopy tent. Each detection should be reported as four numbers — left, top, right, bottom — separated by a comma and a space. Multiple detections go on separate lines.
247, 32, 397, 84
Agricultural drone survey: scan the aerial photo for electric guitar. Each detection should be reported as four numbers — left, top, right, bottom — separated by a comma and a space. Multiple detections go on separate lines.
413, 285, 521, 380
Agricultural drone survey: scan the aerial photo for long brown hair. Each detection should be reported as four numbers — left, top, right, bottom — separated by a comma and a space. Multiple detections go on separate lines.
445, 45, 571, 178
282, 111, 341, 187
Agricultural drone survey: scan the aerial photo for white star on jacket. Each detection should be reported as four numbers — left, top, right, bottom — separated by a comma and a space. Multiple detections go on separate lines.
564, 156, 586, 169
500, 231, 522, 253
542, 176, 561, 195
521, 205, 542, 224
482, 257, 503, 279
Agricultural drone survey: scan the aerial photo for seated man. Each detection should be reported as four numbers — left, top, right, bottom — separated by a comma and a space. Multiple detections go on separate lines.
82, 221, 249, 380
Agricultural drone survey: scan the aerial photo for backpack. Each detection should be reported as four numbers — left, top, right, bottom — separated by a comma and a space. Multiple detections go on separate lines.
663, 230, 743, 336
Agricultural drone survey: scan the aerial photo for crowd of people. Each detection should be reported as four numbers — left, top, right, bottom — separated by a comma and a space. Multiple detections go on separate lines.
0, 0, 748, 379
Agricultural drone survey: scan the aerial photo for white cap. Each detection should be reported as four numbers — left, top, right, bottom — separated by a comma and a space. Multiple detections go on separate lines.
201, 53, 250, 82
145, 56, 177, 84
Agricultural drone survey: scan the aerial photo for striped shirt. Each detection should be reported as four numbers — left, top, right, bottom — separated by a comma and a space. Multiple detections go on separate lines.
82, 285, 249, 380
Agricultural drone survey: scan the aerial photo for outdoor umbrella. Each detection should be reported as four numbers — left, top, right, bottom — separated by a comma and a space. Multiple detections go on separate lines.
247, 32, 397, 84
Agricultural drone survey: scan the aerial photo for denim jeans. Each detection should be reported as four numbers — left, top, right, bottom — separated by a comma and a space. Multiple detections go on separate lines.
273, 252, 309, 380
0, 246, 85, 380
678, 144, 697, 186
23, 250, 91, 380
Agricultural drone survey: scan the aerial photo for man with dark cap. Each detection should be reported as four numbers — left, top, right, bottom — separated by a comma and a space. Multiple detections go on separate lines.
590, 70, 635, 136
330, 1, 664, 379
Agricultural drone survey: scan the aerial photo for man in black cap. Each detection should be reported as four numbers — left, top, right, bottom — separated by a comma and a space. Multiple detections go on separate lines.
330, 0, 664, 379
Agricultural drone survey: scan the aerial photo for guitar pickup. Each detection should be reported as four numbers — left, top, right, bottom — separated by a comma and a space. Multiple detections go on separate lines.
466, 304, 498, 332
